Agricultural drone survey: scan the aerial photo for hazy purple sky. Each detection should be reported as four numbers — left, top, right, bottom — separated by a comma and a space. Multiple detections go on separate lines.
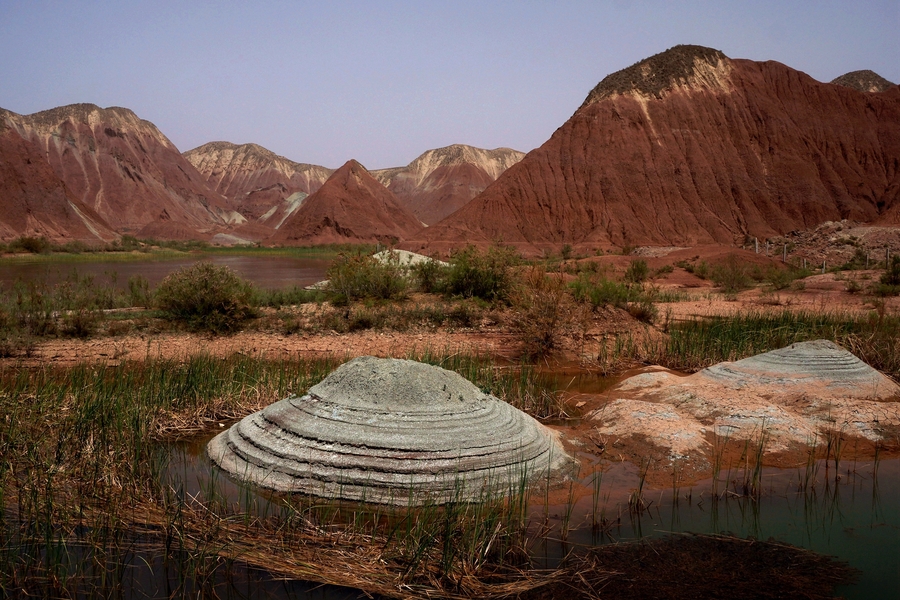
2, 1, 897, 169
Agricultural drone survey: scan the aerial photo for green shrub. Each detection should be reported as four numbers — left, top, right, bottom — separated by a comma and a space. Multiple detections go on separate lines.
411, 258, 448, 294
512, 268, 579, 358
444, 245, 518, 303
624, 259, 649, 284
570, 273, 637, 309
881, 255, 900, 286
326, 251, 408, 305
127, 275, 152, 307
710, 255, 752, 293
9, 236, 52, 254
154, 262, 257, 333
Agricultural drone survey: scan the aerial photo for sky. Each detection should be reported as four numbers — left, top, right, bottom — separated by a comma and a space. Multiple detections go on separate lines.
1, 1, 897, 170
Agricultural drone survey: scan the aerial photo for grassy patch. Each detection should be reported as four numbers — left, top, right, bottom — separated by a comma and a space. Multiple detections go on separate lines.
601, 309, 900, 379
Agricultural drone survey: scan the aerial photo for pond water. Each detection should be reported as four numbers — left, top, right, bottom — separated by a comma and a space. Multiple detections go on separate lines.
0, 255, 331, 290
166, 433, 899, 599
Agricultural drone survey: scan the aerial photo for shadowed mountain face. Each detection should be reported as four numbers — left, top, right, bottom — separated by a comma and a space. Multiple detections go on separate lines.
372, 145, 524, 225
0, 115, 116, 242
269, 160, 423, 245
183, 141, 334, 228
1, 104, 243, 240
412, 46, 900, 255
831, 70, 896, 93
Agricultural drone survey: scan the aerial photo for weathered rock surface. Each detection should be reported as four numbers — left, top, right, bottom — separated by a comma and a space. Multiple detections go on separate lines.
372, 145, 524, 225
268, 160, 424, 245
208, 356, 570, 504
591, 340, 900, 473
183, 141, 333, 229
412, 45, 900, 255
1, 104, 243, 239
831, 69, 896, 93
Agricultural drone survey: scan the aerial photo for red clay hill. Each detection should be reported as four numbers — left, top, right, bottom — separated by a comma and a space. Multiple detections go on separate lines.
410, 46, 900, 256
1, 104, 243, 240
0, 109, 117, 242
371, 145, 524, 225
269, 160, 423, 245
183, 141, 333, 228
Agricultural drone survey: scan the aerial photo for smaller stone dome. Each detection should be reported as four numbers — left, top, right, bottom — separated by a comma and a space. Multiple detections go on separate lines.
208, 357, 570, 504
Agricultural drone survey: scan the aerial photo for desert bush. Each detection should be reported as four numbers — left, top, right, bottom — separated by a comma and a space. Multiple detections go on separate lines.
444, 245, 518, 303
411, 257, 449, 294
8, 236, 52, 254
869, 255, 900, 296
512, 267, 583, 358
155, 262, 257, 333
570, 273, 638, 309
710, 255, 752, 293
624, 259, 649, 284
127, 275, 152, 307
880, 255, 900, 286
326, 251, 408, 305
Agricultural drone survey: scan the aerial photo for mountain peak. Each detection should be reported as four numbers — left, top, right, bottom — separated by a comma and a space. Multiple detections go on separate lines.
830, 70, 896, 93
582, 45, 729, 106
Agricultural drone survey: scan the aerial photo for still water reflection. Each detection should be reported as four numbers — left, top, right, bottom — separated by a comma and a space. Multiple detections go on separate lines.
0, 255, 331, 290
167, 433, 899, 599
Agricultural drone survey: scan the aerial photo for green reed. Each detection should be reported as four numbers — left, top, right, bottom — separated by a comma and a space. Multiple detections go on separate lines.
600, 309, 900, 379
0, 352, 564, 597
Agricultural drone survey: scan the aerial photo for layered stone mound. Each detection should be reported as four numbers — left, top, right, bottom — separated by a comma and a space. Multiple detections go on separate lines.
412, 45, 900, 255
592, 340, 900, 474
208, 357, 569, 504
699, 339, 893, 395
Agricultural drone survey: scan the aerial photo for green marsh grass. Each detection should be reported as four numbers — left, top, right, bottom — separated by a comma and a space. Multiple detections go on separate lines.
0, 352, 571, 598
601, 309, 900, 379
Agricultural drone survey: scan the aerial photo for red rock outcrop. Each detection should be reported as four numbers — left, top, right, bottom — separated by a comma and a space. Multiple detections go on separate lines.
183, 141, 333, 228
412, 46, 900, 255
372, 145, 524, 224
269, 160, 423, 245
2, 104, 242, 239
0, 112, 117, 242
831, 70, 896, 93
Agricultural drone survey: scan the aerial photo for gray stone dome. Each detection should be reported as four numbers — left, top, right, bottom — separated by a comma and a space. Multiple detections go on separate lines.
207, 356, 569, 504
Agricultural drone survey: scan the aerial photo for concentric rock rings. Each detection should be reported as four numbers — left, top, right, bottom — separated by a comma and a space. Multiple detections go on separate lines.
208, 356, 569, 504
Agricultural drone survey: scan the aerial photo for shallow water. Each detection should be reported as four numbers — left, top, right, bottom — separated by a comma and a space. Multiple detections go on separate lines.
0, 255, 330, 290
170, 433, 899, 598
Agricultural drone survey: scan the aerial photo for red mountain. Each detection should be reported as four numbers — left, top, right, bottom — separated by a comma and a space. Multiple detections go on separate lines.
372, 145, 524, 225
411, 46, 900, 255
2, 104, 243, 240
183, 141, 333, 228
0, 110, 116, 242
269, 160, 423, 245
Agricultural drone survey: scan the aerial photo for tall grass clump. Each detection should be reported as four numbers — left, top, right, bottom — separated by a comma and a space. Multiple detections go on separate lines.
640, 309, 900, 378
154, 262, 257, 334
325, 250, 408, 305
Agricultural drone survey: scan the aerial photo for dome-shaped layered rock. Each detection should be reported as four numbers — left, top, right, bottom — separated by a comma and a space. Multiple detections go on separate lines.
592, 340, 900, 479
699, 339, 894, 396
208, 357, 569, 504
